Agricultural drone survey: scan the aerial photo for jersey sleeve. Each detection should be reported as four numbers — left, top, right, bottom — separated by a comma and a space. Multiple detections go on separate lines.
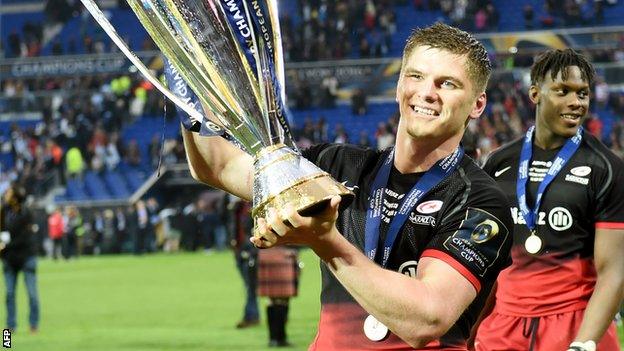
594, 154, 624, 228
422, 177, 513, 292
302, 143, 380, 184
301, 143, 336, 170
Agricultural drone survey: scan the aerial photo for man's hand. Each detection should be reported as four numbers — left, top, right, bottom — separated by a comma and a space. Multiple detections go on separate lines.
251, 196, 342, 249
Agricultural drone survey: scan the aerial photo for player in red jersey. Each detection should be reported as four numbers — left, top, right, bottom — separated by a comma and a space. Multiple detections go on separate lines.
475, 49, 624, 351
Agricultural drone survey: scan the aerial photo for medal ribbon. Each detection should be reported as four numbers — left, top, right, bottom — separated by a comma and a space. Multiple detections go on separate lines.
365, 147, 464, 267
516, 126, 583, 232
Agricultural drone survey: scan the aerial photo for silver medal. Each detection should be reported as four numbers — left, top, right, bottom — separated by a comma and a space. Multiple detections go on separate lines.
525, 232, 542, 254
363, 314, 389, 341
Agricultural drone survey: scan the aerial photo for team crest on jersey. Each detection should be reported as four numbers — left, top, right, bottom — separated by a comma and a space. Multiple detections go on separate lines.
570, 166, 591, 177
443, 207, 510, 277
565, 166, 591, 185
416, 200, 443, 214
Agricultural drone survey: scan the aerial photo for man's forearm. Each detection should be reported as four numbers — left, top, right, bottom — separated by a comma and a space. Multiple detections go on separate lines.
574, 275, 624, 342
311, 232, 470, 348
181, 127, 253, 200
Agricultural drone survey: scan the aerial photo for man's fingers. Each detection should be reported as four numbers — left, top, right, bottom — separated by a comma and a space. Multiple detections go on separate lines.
250, 236, 274, 249
268, 208, 289, 236
284, 207, 304, 228
318, 196, 342, 220
255, 218, 278, 243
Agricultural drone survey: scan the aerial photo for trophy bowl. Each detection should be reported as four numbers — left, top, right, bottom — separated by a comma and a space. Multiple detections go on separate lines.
80, 0, 354, 233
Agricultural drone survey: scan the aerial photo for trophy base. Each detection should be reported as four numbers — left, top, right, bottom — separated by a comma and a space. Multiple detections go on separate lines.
252, 144, 354, 235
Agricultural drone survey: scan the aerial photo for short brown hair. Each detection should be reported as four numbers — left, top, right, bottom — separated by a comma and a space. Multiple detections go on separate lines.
530, 48, 595, 86
402, 22, 491, 92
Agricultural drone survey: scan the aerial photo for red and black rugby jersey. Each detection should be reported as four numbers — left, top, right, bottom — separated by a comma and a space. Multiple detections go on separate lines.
483, 132, 624, 317
302, 143, 513, 350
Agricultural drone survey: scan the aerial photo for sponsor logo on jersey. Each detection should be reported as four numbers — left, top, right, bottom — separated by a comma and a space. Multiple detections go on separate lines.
494, 166, 511, 177
548, 206, 573, 231
408, 213, 436, 227
398, 260, 418, 278
565, 174, 589, 185
510, 206, 573, 231
416, 200, 443, 214
340, 181, 359, 192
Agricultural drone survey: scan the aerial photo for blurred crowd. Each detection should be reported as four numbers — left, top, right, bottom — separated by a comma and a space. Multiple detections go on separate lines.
0, 72, 190, 197
39, 192, 237, 258
2, 0, 619, 60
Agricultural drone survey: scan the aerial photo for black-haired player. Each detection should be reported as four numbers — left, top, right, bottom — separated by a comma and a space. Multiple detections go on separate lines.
475, 49, 624, 351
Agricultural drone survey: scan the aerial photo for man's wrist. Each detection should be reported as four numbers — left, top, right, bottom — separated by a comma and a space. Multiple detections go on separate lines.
568, 340, 596, 351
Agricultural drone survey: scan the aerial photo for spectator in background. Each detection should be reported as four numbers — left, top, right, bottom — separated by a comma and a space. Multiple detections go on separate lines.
231, 197, 260, 329
65, 206, 84, 258
375, 122, 395, 151
358, 130, 371, 148
320, 74, 339, 108
47, 206, 64, 260
258, 247, 300, 347
351, 88, 368, 116
594, 75, 609, 109
125, 139, 142, 167
1, 183, 39, 333
135, 200, 149, 255
105, 132, 121, 170
114, 207, 127, 253
65, 146, 85, 179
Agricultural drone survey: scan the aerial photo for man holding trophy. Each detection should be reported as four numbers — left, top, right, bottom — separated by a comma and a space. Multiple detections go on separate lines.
182, 22, 514, 349
81, 0, 513, 348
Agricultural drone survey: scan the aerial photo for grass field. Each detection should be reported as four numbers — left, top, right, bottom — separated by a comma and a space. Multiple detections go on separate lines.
1, 250, 623, 351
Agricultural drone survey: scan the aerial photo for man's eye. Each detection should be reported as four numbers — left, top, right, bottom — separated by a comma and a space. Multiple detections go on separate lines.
557, 89, 567, 95
441, 80, 456, 89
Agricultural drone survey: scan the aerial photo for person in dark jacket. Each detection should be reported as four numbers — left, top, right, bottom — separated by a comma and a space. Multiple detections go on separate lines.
0, 183, 39, 333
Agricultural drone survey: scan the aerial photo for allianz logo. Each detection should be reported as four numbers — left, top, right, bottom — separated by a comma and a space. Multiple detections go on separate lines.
510, 206, 573, 231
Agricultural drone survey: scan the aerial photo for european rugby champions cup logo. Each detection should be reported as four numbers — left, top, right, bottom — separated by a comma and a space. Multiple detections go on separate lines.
80, 0, 354, 233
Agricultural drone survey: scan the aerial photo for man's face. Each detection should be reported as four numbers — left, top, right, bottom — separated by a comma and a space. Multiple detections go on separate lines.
395, 46, 486, 144
530, 66, 590, 139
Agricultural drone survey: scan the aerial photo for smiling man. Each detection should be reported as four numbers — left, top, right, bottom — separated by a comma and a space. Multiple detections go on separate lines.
183, 23, 513, 350
475, 49, 624, 351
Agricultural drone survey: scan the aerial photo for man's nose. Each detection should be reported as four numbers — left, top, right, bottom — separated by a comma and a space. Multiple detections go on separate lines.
418, 80, 438, 103
568, 94, 585, 110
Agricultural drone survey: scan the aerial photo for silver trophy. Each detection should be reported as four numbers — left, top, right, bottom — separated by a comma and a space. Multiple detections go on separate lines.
81, 0, 353, 233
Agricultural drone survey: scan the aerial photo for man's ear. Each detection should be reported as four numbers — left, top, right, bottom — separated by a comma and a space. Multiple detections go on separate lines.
469, 92, 487, 119
529, 85, 540, 105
